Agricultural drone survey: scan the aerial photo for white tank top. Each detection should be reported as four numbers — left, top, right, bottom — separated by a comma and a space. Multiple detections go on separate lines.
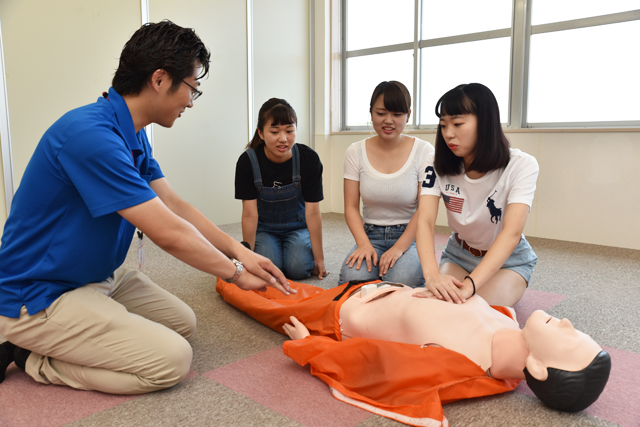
344, 137, 434, 225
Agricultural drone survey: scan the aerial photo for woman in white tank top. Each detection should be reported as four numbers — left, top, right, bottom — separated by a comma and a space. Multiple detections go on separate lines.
339, 81, 435, 287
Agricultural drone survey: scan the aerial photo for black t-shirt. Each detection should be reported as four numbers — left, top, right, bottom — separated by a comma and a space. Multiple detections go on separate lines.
235, 143, 324, 202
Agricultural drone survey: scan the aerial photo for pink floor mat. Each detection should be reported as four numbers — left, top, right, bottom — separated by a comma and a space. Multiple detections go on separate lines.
205, 346, 372, 427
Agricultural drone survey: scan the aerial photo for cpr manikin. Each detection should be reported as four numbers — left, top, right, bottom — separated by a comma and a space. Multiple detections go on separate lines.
283, 282, 611, 412
216, 277, 611, 423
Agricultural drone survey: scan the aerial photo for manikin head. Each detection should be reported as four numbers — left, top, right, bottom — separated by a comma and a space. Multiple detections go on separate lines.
522, 310, 611, 412
336, 284, 611, 412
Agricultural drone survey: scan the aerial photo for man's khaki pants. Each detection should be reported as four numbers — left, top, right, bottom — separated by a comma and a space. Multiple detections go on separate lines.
0, 268, 196, 394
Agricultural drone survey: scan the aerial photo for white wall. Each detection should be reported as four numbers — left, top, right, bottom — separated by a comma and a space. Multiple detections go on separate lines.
253, 0, 310, 146
149, 0, 250, 225
0, 0, 141, 188
516, 131, 640, 249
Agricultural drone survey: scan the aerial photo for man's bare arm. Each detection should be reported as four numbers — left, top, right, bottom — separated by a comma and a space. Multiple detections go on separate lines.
149, 178, 293, 292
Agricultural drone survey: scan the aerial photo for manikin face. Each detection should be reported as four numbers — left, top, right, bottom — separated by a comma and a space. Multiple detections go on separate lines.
258, 119, 297, 163
371, 95, 410, 141
523, 310, 602, 381
155, 65, 200, 128
439, 113, 478, 166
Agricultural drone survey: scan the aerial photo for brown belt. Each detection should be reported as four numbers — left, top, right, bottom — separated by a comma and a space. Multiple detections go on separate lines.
454, 233, 487, 257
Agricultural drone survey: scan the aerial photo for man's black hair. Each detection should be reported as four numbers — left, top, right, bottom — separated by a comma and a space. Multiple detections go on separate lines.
112, 20, 210, 96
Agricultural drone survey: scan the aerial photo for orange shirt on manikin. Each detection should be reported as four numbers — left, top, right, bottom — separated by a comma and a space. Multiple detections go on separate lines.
216, 278, 519, 427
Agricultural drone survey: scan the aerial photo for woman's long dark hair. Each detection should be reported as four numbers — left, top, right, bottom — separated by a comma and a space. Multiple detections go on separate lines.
434, 83, 510, 177
246, 98, 297, 149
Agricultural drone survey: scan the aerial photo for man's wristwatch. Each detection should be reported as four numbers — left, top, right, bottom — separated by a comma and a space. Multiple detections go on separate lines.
226, 258, 244, 283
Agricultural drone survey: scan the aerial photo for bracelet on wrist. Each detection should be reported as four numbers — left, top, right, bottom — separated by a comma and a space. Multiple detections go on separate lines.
227, 258, 244, 283
464, 275, 476, 296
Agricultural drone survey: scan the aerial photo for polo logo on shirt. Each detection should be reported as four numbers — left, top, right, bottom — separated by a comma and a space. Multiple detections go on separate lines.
442, 193, 464, 214
487, 191, 502, 223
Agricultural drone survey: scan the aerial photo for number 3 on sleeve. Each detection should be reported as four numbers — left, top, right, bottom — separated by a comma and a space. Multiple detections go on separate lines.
422, 166, 435, 188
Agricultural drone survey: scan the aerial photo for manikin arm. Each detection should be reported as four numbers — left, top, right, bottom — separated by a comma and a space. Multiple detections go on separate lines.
282, 316, 311, 340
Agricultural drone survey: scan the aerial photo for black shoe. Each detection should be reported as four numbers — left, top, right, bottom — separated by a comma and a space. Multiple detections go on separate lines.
0, 341, 17, 383
13, 346, 31, 371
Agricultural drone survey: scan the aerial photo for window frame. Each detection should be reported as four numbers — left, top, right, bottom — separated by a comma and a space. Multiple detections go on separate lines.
339, 0, 640, 131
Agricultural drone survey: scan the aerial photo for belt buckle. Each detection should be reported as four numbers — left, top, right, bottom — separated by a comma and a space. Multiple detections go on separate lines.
469, 247, 484, 257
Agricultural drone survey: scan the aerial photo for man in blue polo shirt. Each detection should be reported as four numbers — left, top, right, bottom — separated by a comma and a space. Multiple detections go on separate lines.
0, 21, 293, 394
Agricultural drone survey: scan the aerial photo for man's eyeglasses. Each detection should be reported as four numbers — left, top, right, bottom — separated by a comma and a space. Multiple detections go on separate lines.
182, 80, 203, 101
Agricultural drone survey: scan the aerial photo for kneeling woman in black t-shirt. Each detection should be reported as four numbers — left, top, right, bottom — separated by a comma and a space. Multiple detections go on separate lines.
234, 98, 328, 280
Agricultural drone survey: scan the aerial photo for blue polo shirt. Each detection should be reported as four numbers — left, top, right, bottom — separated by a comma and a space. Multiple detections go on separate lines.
0, 88, 163, 318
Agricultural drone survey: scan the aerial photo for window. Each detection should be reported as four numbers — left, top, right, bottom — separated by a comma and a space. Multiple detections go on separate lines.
341, 0, 640, 129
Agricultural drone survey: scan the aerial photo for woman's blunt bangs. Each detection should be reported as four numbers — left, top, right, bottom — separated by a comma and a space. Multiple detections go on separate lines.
435, 84, 476, 119
247, 98, 297, 149
370, 81, 411, 114
434, 83, 510, 175
267, 104, 298, 128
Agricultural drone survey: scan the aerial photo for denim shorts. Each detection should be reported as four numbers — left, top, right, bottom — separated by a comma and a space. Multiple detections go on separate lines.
439, 233, 538, 284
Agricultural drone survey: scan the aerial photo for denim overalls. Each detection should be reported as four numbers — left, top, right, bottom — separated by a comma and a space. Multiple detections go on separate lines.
247, 144, 314, 279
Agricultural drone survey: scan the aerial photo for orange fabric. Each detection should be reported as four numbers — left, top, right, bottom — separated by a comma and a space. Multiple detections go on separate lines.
216, 278, 520, 426
216, 278, 374, 340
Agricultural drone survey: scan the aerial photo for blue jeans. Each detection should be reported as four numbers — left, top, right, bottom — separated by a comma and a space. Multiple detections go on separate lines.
338, 224, 425, 288
254, 220, 315, 280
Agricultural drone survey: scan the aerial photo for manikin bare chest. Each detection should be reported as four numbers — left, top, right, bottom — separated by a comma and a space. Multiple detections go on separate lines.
339, 286, 519, 370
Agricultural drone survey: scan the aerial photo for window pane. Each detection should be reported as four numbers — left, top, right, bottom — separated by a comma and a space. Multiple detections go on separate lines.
346, 51, 414, 127
422, 0, 512, 39
347, 0, 414, 51
532, 0, 640, 25
527, 21, 640, 123
420, 38, 510, 125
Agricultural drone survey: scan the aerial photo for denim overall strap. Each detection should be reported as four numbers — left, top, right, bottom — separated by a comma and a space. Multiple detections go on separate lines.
252, 144, 306, 227
292, 143, 301, 188
246, 147, 263, 191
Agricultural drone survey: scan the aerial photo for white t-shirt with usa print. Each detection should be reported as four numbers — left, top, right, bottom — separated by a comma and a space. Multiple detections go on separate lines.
420, 148, 539, 250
